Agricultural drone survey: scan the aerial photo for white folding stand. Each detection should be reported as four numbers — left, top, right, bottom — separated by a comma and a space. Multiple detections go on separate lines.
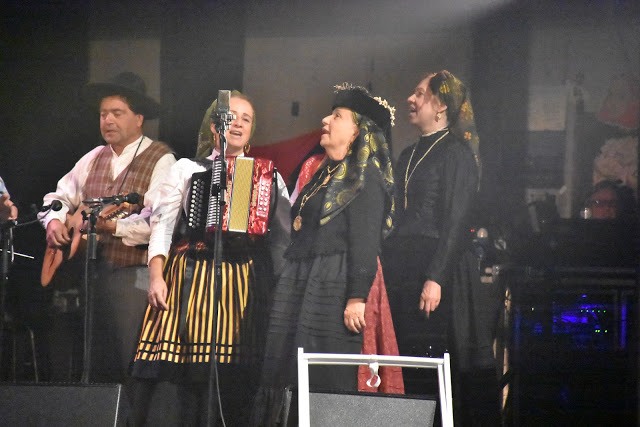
297, 347, 454, 427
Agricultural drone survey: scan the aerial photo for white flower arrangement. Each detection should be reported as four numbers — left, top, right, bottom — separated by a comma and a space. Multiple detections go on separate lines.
593, 136, 638, 191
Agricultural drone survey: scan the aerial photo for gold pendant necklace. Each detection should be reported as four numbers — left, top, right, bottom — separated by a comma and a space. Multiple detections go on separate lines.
293, 163, 340, 231
404, 129, 449, 209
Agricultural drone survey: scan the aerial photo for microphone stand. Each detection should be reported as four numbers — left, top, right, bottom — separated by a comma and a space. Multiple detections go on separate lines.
79, 203, 102, 384
207, 112, 233, 427
73, 194, 136, 383
0, 220, 15, 374
0, 210, 46, 380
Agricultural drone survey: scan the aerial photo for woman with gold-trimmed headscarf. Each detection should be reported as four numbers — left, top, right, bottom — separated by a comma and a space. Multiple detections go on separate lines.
251, 84, 395, 426
128, 91, 290, 425
382, 70, 501, 424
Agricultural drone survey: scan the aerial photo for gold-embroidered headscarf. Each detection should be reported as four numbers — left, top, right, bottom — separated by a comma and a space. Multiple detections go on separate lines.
195, 90, 256, 158
429, 70, 481, 177
319, 84, 395, 237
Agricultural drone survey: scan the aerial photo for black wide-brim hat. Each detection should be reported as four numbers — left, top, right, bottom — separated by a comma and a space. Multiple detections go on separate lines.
332, 84, 394, 134
83, 71, 161, 119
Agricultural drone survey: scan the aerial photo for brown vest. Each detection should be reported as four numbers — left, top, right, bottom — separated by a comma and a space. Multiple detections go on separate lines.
84, 140, 172, 267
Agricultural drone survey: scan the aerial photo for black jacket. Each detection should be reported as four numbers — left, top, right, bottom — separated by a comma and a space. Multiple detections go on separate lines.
391, 129, 478, 286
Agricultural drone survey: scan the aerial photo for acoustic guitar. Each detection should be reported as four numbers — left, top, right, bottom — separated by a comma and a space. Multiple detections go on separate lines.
40, 203, 130, 286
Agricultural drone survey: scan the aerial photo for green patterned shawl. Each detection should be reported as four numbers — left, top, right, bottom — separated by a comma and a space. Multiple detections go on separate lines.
319, 112, 395, 238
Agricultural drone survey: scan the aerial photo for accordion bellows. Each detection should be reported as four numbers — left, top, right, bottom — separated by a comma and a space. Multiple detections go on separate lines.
187, 157, 275, 237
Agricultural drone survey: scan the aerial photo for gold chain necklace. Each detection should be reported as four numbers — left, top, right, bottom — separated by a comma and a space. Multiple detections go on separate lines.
404, 129, 449, 209
293, 163, 341, 231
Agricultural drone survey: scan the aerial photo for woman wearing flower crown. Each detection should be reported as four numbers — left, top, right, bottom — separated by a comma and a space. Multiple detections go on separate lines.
251, 84, 395, 426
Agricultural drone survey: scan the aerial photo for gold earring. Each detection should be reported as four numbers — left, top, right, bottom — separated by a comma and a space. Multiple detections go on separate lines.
243, 142, 251, 155
436, 112, 442, 121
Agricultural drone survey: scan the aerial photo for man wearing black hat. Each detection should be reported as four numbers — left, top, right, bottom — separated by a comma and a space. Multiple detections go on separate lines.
40, 72, 175, 386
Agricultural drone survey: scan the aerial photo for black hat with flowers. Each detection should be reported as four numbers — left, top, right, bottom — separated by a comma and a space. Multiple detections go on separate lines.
317, 83, 395, 238
331, 83, 395, 140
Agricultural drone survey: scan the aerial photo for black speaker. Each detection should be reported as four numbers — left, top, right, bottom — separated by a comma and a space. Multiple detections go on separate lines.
0, 382, 127, 426
309, 391, 437, 427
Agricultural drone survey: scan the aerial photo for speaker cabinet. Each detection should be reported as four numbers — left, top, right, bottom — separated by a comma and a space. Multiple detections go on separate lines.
309, 391, 436, 427
0, 382, 127, 426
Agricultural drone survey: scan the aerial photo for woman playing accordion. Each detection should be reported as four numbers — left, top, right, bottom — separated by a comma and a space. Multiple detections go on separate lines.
130, 91, 290, 425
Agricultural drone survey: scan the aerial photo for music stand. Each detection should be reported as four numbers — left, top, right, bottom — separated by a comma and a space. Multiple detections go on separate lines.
0, 219, 39, 382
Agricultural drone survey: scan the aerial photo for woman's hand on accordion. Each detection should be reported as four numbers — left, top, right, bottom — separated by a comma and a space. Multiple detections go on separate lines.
148, 255, 169, 311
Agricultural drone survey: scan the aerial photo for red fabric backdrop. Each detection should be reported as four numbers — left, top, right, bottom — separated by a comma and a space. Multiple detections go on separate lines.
249, 129, 323, 185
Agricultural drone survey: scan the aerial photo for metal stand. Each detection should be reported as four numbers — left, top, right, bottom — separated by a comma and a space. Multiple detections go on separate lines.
79, 205, 100, 384
0, 221, 13, 341
0, 221, 14, 378
0, 220, 39, 382
207, 90, 235, 427
297, 348, 454, 427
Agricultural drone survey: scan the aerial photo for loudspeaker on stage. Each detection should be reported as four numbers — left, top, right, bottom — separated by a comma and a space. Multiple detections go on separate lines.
0, 382, 127, 426
309, 391, 436, 427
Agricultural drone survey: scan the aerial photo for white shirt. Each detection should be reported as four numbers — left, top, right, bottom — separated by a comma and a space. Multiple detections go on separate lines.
39, 136, 176, 246
0, 177, 8, 197
148, 151, 291, 275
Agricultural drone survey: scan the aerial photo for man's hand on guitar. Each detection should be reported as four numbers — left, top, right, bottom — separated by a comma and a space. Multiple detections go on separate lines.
46, 219, 71, 247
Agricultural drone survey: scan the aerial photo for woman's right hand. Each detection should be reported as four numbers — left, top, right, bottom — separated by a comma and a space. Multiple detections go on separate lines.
148, 255, 169, 310
148, 276, 169, 310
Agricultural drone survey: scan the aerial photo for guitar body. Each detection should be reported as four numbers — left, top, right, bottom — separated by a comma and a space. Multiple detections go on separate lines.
40, 203, 130, 286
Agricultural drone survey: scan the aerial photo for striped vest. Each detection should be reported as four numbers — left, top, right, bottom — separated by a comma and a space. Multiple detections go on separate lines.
84, 140, 172, 267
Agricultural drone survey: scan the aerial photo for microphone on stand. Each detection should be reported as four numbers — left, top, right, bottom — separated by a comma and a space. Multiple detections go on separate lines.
206, 89, 235, 426
41, 200, 63, 212
82, 192, 140, 206
211, 89, 235, 134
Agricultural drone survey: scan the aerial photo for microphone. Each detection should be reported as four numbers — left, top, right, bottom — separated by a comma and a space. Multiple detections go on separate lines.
82, 192, 140, 206
216, 89, 230, 115
41, 200, 63, 212
211, 90, 236, 132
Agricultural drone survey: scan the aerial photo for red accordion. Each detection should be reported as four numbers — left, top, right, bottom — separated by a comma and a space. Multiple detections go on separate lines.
186, 156, 274, 236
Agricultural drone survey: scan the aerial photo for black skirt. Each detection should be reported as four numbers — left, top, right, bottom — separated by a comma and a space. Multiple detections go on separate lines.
252, 252, 363, 425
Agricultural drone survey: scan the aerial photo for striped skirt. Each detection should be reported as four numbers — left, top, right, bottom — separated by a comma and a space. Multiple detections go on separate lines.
131, 242, 264, 381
